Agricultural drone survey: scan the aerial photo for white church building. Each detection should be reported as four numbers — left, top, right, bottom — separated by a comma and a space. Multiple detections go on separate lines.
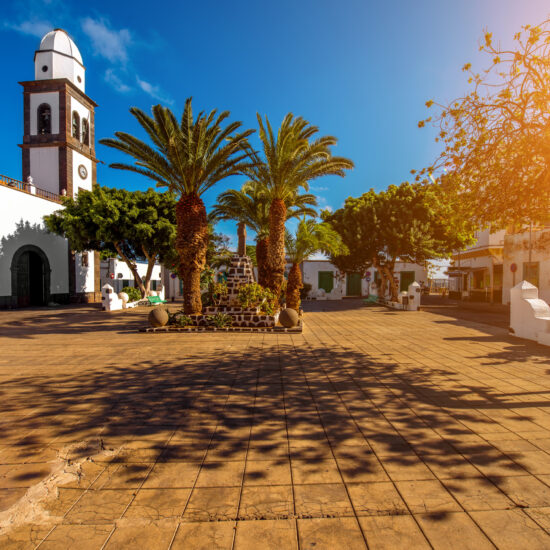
0, 29, 99, 307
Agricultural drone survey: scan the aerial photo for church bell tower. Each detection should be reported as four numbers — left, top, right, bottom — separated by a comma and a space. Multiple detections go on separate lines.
18, 29, 100, 303
19, 28, 97, 198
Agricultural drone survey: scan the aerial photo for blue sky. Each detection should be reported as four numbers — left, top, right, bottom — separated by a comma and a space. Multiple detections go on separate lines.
1, 0, 549, 248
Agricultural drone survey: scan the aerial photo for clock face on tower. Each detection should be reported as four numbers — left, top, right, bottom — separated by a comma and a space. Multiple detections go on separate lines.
78, 164, 88, 179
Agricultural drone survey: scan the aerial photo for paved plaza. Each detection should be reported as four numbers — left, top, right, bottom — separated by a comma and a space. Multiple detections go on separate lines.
2, 301, 550, 548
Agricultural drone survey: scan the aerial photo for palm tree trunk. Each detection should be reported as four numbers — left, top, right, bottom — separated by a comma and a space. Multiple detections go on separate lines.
237, 222, 246, 256
176, 192, 209, 314
266, 198, 287, 296
256, 236, 268, 286
286, 262, 302, 311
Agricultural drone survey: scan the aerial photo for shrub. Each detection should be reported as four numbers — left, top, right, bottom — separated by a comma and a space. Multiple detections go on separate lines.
260, 288, 278, 315
122, 286, 141, 302
168, 310, 193, 327
211, 282, 228, 305
207, 313, 233, 328
237, 283, 264, 308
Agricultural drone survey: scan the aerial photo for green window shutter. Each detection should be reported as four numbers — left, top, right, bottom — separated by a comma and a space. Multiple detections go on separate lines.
400, 271, 415, 292
318, 271, 334, 293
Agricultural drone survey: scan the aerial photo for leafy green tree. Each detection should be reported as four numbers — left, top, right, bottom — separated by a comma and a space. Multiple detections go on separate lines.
211, 181, 317, 286
99, 99, 254, 313
325, 182, 474, 301
44, 186, 176, 297
417, 18, 550, 228
241, 114, 353, 297
285, 218, 347, 310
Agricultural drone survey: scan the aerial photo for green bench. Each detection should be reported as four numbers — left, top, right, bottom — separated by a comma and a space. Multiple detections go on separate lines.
147, 295, 167, 305
362, 295, 379, 306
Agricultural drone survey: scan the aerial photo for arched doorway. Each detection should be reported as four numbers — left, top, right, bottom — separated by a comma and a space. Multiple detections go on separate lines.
11, 245, 51, 307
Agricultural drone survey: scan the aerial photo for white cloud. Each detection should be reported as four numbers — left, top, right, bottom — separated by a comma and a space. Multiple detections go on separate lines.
136, 76, 173, 105
81, 17, 131, 64
311, 185, 329, 192
5, 19, 53, 38
104, 69, 131, 93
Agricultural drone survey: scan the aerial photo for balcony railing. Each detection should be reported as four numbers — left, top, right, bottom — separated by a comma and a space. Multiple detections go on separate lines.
0, 174, 62, 203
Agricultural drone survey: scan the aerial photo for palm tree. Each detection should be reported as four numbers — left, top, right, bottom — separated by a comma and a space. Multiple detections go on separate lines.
99, 98, 253, 313
285, 218, 348, 310
243, 113, 354, 297
211, 181, 317, 286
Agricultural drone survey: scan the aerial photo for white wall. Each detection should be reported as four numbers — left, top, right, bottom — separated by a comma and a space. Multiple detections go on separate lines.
0, 186, 68, 296
503, 228, 550, 304
35, 51, 85, 92
74, 251, 95, 294
29, 147, 59, 195
30, 92, 60, 135
395, 261, 429, 287
302, 261, 345, 299
71, 150, 92, 194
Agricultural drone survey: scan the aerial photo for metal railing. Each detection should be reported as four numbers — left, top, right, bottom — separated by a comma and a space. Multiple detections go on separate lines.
0, 174, 62, 203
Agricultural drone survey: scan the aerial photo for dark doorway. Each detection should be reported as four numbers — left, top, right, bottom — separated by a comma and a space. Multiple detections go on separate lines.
346, 273, 362, 296
11, 245, 50, 307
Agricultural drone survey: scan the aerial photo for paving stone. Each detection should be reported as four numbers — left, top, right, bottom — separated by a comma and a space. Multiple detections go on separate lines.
358, 515, 430, 549
239, 485, 294, 519
234, 519, 298, 549
347, 481, 408, 516
294, 483, 354, 517
171, 521, 235, 549
415, 512, 495, 549
297, 517, 367, 549
104, 519, 177, 549
123, 488, 191, 520
394, 480, 462, 514
40, 524, 113, 549
470, 509, 550, 549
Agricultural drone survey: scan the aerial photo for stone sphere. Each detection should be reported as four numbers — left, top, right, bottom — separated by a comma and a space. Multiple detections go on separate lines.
279, 308, 299, 328
148, 308, 169, 328
118, 292, 129, 303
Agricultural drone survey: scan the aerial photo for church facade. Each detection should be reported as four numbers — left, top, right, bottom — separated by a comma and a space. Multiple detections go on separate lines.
0, 29, 99, 308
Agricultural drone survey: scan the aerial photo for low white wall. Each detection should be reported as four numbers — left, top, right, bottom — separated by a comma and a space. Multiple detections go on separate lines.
510, 280, 550, 346
0, 186, 68, 296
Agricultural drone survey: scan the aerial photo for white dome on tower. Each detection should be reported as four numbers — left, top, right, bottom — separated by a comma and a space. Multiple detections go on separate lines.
38, 29, 83, 64
34, 29, 85, 92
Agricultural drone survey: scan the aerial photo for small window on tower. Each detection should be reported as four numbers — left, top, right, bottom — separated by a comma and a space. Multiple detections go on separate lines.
81, 252, 89, 267
72, 111, 80, 140
82, 119, 89, 146
37, 104, 51, 135
41, 65, 48, 73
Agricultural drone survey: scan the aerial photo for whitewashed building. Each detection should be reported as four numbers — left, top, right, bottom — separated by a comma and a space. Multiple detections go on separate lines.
100, 258, 163, 294
502, 227, 550, 305
448, 225, 550, 304
0, 29, 99, 307
448, 228, 505, 302
301, 259, 428, 299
